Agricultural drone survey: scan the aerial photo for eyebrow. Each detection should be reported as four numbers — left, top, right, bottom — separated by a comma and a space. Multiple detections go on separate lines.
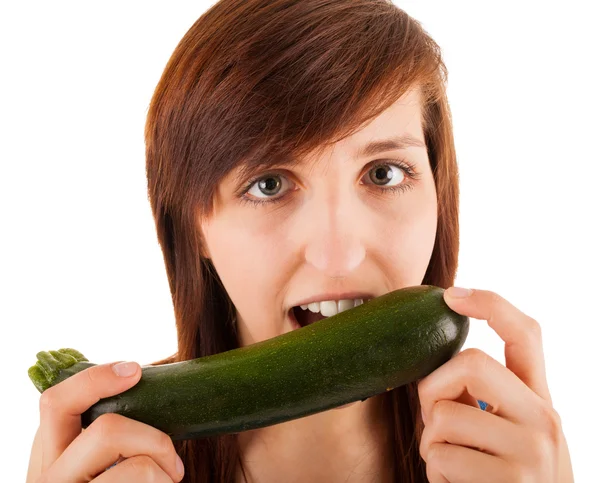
356, 134, 426, 158
233, 133, 426, 187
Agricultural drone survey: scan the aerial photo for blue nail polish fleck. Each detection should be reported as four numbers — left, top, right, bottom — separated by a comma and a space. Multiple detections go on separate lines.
477, 400, 488, 410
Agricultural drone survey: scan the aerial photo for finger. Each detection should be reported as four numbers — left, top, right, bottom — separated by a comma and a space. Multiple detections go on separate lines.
424, 387, 482, 427
419, 400, 533, 463
453, 387, 481, 410
425, 468, 450, 483
92, 455, 173, 483
425, 443, 518, 483
39, 361, 141, 472
418, 348, 549, 428
47, 413, 184, 483
416, 382, 481, 426
104, 456, 126, 472
444, 288, 551, 402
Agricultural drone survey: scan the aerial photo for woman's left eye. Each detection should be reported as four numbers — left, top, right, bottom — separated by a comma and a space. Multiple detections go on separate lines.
239, 160, 420, 207
363, 163, 406, 188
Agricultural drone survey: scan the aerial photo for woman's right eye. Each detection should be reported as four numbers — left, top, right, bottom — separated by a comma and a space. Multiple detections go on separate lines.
242, 174, 294, 206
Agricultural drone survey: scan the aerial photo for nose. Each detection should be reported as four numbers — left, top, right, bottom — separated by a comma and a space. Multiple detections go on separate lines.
303, 192, 366, 278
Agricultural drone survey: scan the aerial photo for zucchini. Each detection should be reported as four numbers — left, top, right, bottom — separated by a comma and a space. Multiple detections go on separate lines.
28, 285, 469, 441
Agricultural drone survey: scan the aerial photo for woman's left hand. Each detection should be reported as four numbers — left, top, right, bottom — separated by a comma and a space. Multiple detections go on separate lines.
417, 287, 574, 483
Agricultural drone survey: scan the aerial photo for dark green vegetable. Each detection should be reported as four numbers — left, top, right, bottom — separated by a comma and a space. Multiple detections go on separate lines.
28, 285, 469, 441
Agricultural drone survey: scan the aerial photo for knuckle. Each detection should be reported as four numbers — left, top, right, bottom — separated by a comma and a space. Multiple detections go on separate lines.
418, 425, 431, 461
90, 413, 121, 439
459, 348, 489, 375
154, 430, 176, 458
460, 347, 486, 362
486, 290, 506, 311
523, 317, 542, 341
431, 400, 457, 426
83, 365, 103, 387
510, 465, 535, 483
127, 455, 159, 480
425, 460, 438, 482
528, 429, 557, 466
488, 290, 502, 304
538, 403, 563, 441
39, 388, 57, 414
38, 365, 106, 416
418, 438, 426, 461
426, 442, 446, 468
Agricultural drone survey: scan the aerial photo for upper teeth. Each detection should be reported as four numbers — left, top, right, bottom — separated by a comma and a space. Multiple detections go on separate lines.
299, 298, 367, 317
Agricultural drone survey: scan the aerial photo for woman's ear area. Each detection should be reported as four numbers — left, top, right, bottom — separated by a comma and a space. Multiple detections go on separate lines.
196, 217, 212, 260
199, 232, 211, 260
200, 245, 211, 260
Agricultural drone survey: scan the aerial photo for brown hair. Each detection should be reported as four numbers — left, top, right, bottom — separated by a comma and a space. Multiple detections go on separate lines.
145, 0, 459, 481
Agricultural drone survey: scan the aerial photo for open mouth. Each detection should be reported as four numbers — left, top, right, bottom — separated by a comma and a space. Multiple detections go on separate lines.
288, 298, 371, 330
291, 306, 328, 327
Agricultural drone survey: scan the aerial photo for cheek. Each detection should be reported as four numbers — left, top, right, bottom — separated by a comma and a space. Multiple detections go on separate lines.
202, 216, 289, 311
379, 192, 437, 281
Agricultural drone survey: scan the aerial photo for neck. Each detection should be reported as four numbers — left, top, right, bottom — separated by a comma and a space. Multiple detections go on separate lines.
235, 393, 395, 483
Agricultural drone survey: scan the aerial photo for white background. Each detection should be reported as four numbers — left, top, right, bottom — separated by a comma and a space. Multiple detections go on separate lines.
2, 1, 598, 481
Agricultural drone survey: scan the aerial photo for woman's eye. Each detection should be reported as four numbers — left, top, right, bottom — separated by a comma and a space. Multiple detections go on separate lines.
363, 164, 405, 187
240, 161, 418, 207
246, 174, 291, 199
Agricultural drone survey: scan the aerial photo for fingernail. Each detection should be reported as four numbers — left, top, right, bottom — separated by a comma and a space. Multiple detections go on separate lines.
176, 454, 185, 477
112, 361, 139, 377
446, 286, 473, 298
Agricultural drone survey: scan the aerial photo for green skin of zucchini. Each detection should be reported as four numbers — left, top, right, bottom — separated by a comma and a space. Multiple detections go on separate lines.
28, 285, 469, 441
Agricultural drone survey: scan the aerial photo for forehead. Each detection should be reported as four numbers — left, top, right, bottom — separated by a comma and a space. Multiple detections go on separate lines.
320, 91, 423, 171
340, 87, 424, 154
290, 88, 425, 170
226, 87, 424, 185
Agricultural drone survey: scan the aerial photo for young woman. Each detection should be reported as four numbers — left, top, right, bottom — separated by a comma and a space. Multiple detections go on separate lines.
26, 1, 574, 481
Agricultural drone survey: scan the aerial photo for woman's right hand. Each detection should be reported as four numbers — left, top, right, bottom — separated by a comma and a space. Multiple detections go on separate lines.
26, 361, 185, 482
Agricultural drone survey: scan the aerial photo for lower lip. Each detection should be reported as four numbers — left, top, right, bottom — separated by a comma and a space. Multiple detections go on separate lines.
287, 309, 359, 410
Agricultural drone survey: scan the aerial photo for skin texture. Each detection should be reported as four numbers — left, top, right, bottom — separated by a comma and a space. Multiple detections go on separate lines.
200, 88, 437, 482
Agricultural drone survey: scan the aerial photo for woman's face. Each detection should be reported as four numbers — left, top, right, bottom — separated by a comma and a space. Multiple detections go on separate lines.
199, 88, 437, 347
